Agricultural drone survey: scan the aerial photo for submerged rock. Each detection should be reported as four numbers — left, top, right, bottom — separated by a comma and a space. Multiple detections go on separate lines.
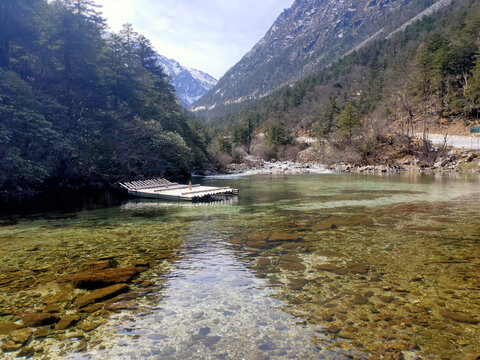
75, 340, 88, 352
9, 328, 32, 344
281, 261, 306, 271
105, 301, 137, 311
17, 346, 36, 357
379, 295, 395, 304
316, 249, 346, 258
43, 304, 63, 313
1, 340, 23, 352
316, 264, 348, 275
312, 215, 374, 231
202, 336, 221, 347
312, 218, 340, 231
229, 237, 244, 246
246, 234, 276, 249
440, 310, 480, 324
33, 326, 50, 339
45, 283, 75, 304
71, 267, 138, 289
22, 312, 60, 327
157, 346, 177, 356
79, 303, 104, 314
55, 315, 81, 330
353, 294, 369, 305
83, 260, 119, 272
0, 322, 22, 335
289, 278, 309, 290
77, 321, 102, 332
268, 233, 299, 242
347, 263, 370, 275
279, 255, 306, 271
133, 260, 150, 271
76, 284, 130, 308
252, 258, 271, 270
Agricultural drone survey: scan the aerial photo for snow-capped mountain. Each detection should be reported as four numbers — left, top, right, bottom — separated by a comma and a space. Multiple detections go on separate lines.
156, 54, 217, 107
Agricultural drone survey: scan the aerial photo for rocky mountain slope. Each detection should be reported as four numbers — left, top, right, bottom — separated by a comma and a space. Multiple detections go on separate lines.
192, 0, 450, 114
156, 55, 217, 107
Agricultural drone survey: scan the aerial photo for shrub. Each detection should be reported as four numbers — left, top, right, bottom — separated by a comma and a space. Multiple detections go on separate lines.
232, 146, 247, 163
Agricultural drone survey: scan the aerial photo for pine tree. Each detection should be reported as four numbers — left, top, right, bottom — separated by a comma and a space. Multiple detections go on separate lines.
337, 104, 361, 138
119, 23, 138, 69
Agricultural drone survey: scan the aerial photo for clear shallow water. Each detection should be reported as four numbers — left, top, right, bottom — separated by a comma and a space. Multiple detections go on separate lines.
1, 173, 479, 359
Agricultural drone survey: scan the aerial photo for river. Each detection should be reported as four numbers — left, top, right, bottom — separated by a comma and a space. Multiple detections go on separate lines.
0, 173, 479, 359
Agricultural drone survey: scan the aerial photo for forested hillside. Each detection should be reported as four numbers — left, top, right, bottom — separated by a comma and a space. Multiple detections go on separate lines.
0, 0, 210, 199
206, 0, 480, 166
193, 0, 445, 114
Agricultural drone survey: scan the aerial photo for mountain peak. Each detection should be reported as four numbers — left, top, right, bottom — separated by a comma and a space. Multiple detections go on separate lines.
155, 54, 217, 107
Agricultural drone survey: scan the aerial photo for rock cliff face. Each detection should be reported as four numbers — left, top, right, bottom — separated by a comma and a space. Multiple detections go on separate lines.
156, 54, 217, 107
193, 0, 448, 113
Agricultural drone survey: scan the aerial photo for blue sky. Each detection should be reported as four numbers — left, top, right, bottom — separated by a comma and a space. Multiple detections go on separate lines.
96, 0, 294, 79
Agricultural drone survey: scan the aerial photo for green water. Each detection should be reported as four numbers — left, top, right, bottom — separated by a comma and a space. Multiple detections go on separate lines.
0, 173, 479, 359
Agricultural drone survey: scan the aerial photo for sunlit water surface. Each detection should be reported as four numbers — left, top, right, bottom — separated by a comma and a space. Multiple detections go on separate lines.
1, 173, 479, 359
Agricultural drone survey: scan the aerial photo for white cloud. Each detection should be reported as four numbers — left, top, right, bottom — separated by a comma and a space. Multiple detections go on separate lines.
96, 0, 293, 79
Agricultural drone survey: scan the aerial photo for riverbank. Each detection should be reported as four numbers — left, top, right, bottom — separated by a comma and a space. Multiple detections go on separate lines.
327, 149, 480, 174
225, 161, 332, 175
222, 149, 480, 176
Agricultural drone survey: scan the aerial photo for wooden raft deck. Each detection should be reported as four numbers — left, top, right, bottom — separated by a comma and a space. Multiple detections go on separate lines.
119, 178, 239, 202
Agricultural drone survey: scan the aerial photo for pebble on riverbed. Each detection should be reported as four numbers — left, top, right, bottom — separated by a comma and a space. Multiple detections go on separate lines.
0, 257, 153, 357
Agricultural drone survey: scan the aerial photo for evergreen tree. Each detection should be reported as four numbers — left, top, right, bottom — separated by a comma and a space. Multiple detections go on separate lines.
266, 122, 290, 146
337, 104, 362, 138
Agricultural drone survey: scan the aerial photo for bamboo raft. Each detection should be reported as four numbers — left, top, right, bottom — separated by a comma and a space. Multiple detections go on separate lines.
119, 178, 239, 202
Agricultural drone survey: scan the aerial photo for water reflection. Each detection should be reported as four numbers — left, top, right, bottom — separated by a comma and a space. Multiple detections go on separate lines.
121, 197, 239, 211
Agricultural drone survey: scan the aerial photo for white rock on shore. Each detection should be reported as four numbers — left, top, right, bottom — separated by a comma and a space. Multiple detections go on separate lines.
226, 161, 332, 175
